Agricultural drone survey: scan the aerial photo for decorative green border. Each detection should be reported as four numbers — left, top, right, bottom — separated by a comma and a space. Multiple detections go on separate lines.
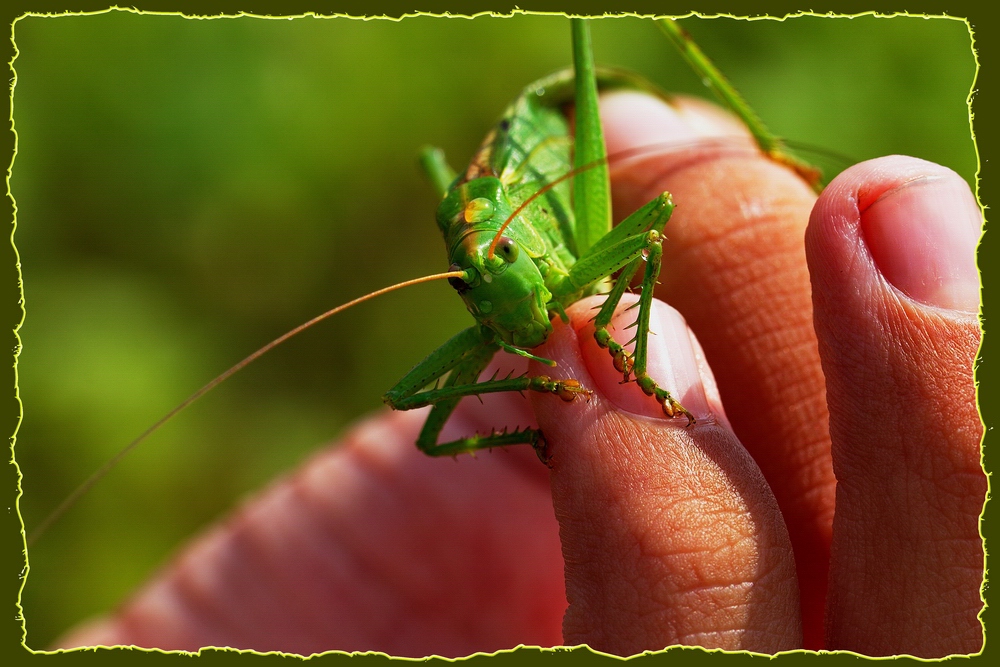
3, 1, 992, 665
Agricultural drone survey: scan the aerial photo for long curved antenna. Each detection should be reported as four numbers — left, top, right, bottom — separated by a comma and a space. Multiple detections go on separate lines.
488, 136, 762, 259
27, 270, 465, 548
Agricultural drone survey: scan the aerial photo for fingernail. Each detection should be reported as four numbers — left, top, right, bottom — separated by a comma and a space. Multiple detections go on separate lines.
860, 174, 982, 313
580, 297, 712, 421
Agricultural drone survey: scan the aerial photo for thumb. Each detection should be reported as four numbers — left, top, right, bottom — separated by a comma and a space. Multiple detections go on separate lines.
529, 295, 801, 655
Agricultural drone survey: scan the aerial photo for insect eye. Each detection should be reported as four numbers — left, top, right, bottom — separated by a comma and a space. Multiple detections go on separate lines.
495, 236, 519, 263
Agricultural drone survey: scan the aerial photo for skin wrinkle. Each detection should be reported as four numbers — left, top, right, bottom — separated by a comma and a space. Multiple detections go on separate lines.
592, 424, 744, 552
625, 581, 750, 652
344, 428, 456, 527
707, 289, 799, 357
687, 541, 760, 589
176, 519, 291, 650
172, 524, 271, 647
637, 519, 754, 581
693, 611, 790, 652
334, 420, 564, 646
662, 210, 800, 311
293, 464, 454, 649
906, 434, 956, 492
228, 483, 353, 652
932, 469, 989, 516
310, 451, 449, 612
286, 516, 402, 649
242, 496, 372, 652
738, 338, 821, 420
278, 486, 372, 633
552, 400, 792, 656
127, 598, 201, 650
121, 575, 211, 648
611, 154, 756, 222
564, 570, 655, 649
302, 445, 459, 648
165, 525, 262, 649
580, 436, 788, 648
827, 207, 871, 285
678, 597, 746, 636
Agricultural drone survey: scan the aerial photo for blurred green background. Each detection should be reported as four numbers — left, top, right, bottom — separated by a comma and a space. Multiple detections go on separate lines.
11, 11, 977, 649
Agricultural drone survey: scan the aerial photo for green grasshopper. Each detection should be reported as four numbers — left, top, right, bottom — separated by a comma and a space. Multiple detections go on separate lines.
383, 20, 697, 460
22, 14, 807, 577
28, 16, 795, 541
380, 18, 825, 461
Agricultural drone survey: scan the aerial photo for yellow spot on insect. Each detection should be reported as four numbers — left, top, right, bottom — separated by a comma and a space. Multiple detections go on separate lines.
464, 197, 495, 223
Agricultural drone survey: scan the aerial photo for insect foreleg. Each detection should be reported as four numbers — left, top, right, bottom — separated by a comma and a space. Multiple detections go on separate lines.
558, 190, 694, 424
622, 234, 694, 424
592, 257, 643, 380
552, 192, 674, 297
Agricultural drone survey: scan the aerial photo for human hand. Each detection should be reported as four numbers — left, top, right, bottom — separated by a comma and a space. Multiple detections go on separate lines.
57, 92, 984, 659
530, 90, 984, 657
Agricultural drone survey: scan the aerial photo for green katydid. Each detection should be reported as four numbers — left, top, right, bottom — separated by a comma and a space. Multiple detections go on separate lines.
381, 20, 714, 461
384, 17, 826, 460
11, 11, 972, 652
27, 16, 792, 542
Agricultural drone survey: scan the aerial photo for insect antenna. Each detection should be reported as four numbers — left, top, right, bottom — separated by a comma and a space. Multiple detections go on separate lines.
27, 269, 467, 548
485, 127, 858, 263
488, 136, 766, 260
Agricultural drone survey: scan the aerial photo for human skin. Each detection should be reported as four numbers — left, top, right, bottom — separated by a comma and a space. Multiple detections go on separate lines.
54, 92, 985, 658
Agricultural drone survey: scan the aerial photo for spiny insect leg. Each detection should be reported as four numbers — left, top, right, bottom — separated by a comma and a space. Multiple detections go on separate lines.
630, 239, 695, 425
388, 333, 590, 458
393, 372, 591, 413
594, 257, 641, 383
586, 193, 694, 424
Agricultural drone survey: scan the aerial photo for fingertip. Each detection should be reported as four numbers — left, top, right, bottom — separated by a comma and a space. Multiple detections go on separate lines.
600, 90, 750, 155
808, 155, 982, 316
574, 295, 715, 423
529, 297, 800, 654
528, 296, 725, 455
810, 157, 986, 656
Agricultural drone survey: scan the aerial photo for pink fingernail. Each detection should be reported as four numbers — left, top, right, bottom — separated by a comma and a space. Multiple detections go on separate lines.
860, 173, 982, 313
580, 297, 712, 421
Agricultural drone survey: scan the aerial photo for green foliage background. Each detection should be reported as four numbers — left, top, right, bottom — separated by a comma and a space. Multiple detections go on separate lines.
11, 10, 977, 649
